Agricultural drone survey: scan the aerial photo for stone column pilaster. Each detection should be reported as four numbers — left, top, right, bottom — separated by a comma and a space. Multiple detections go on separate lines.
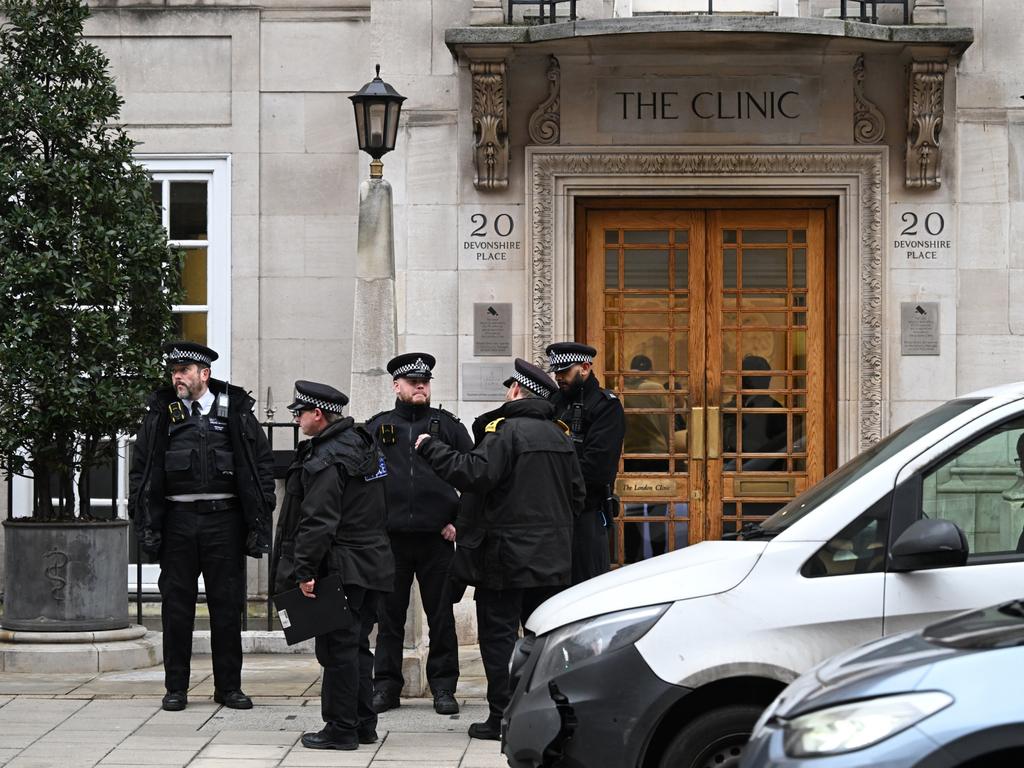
471, 0, 505, 26
912, 0, 947, 26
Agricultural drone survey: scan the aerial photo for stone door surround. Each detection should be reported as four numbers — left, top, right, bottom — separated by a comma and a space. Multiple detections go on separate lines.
525, 146, 887, 462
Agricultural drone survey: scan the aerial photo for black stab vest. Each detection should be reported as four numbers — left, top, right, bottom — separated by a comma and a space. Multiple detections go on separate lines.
163, 405, 236, 497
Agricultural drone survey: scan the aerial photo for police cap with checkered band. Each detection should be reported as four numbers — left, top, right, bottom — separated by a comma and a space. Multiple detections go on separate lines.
163, 341, 219, 369
503, 358, 557, 398
387, 352, 436, 381
287, 380, 349, 414
545, 342, 597, 373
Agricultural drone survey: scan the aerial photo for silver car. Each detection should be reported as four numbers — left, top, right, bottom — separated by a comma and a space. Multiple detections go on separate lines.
742, 599, 1024, 768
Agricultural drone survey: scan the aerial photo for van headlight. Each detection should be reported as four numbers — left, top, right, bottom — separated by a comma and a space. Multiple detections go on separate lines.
782, 691, 953, 757
529, 604, 669, 690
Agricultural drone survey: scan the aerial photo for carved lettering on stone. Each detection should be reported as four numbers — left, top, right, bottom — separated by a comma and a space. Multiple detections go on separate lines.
853, 55, 885, 145
471, 61, 509, 191
906, 61, 947, 189
528, 56, 561, 145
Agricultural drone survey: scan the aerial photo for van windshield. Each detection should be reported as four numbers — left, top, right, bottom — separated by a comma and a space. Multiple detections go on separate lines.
761, 397, 986, 534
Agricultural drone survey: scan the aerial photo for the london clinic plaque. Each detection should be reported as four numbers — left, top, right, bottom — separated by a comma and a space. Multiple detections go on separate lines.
900, 302, 940, 356
473, 303, 512, 356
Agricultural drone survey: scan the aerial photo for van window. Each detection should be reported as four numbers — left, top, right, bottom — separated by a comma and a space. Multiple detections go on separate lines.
801, 495, 890, 577
763, 398, 984, 534
920, 417, 1024, 558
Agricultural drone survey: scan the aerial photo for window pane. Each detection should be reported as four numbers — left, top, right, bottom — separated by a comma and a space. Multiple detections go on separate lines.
181, 248, 208, 305
673, 249, 688, 290
742, 248, 788, 288
605, 249, 619, 289
624, 230, 669, 245
605, 229, 619, 245
173, 311, 208, 344
623, 250, 669, 289
169, 181, 208, 240
742, 229, 788, 244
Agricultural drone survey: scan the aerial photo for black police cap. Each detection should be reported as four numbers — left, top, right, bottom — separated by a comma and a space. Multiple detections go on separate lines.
545, 342, 597, 372
503, 358, 557, 398
287, 380, 349, 414
163, 341, 218, 368
387, 352, 436, 381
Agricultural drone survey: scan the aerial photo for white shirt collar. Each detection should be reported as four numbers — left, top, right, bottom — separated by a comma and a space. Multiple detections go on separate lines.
183, 388, 216, 416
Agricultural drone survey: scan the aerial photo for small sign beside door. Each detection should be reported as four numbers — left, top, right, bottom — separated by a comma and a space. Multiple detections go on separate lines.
473, 303, 513, 356
616, 477, 678, 498
900, 302, 940, 356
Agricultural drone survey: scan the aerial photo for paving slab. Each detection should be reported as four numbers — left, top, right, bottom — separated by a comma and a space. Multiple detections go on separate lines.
209, 731, 301, 746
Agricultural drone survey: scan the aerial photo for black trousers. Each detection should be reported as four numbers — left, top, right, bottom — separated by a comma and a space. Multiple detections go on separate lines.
475, 586, 559, 719
571, 509, 611, 585
373, 533, 459, 696
159, 508, 245, 693
317, 588, 380, 734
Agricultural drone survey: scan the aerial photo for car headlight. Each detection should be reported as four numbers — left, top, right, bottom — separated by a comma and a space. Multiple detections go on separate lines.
529, 604, 669, 690
782, 691, 953, 757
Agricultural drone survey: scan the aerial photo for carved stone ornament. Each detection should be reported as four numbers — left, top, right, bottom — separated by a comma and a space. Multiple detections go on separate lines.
527, 149, 885, 451
528, 56, 561, 146
853, 55, 885, 145
471, 61, 510, 191
906, 61, 947, 189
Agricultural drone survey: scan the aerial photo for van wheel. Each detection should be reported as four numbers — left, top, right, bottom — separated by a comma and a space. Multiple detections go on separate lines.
658, 705, 763, 768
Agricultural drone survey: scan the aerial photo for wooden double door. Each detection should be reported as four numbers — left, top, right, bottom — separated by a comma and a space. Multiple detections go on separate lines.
577, 199, 837, 564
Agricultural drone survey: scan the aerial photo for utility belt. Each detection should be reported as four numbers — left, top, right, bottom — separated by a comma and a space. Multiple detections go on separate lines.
167, 498, 240, 514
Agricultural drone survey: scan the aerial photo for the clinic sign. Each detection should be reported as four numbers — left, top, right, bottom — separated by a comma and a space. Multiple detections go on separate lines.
597, 76, 820, 136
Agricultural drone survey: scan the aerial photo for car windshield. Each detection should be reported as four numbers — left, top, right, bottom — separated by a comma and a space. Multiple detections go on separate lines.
924, 600, 1024, 649
760, 397, 986, 535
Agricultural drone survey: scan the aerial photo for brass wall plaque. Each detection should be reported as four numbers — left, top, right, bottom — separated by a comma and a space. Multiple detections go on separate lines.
735, 478, 795, 497
616, 477, 678, 498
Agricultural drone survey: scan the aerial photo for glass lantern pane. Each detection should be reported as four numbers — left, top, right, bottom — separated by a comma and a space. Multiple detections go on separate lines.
368, 103, 386, 149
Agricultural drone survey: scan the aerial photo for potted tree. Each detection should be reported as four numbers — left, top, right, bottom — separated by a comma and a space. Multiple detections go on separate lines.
0, 0, 179, 631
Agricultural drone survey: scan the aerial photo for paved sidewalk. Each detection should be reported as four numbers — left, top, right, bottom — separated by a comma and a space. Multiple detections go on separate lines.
0, 651, 507, 768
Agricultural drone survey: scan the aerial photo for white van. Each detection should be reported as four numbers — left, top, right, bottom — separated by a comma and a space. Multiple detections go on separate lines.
502, 382, 1024, 768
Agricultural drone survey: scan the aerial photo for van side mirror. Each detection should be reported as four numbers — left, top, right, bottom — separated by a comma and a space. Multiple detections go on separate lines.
889, 519, 969, 572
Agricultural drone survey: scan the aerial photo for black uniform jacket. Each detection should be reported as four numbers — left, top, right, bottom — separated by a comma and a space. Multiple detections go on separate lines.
270, 418, 395, 596
128, 379, 276, 556
418, 398, 585, 591
365, 400, 473, 533
550, 373, 626, 512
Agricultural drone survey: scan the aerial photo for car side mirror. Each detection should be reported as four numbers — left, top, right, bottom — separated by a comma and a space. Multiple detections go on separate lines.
889, 519, 969, 572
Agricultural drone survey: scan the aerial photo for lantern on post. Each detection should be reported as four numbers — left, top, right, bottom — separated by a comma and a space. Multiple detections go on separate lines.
349, 65, 406, 178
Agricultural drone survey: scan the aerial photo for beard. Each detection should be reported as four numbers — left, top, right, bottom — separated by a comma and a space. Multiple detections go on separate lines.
558, 371, 584, 395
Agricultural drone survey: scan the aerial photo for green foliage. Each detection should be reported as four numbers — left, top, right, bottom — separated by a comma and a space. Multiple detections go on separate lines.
0, 0, 181, 519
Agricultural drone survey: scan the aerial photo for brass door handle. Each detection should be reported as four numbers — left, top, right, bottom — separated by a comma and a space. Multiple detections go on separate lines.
708, 406, 721, 459
690, 407, 705, 459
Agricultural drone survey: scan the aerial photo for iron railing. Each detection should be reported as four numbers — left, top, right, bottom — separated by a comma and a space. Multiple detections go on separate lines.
505, 0, 907, 24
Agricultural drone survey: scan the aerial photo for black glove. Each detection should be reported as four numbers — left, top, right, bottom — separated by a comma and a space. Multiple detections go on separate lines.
246, 529, 269, 559
140, 529, 162, 557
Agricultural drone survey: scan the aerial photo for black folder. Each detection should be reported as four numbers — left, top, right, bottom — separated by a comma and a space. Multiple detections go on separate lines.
273, 573, 352, 645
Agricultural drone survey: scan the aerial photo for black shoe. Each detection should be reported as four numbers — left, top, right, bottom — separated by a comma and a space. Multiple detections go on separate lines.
370, 688, 400, 714
357, 727, 378, 744
468, 717, 501, 741
433, 689, 459, 715
301, 727, 359, 751
214, 689, 253, 709
161, 690, 187, 711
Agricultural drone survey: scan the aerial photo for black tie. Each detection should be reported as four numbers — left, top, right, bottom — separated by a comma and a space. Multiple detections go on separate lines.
192, 401, 202, 419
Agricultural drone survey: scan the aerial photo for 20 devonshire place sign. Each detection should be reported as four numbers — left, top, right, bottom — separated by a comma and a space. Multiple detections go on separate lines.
597, 76, 820, 135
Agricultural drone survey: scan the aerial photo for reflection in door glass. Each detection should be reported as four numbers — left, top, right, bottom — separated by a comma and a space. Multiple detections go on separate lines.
741, 248, 788, 288
624, 250, 669, 289
624, 230, 670, 245
605, 249, 619, 288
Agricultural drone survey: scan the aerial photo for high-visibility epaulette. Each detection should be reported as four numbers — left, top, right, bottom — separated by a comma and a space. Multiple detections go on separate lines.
484, 418, 506, 433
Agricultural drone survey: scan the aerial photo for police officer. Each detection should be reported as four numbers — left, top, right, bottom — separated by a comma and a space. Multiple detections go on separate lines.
129, 341, 275, 712
366, 353, 472, 716
414, 359, 584, 740
271, 381, 395, 751
547, 342, 625, 584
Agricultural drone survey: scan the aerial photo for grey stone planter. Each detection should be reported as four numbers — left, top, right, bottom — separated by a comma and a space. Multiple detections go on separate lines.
2, 519, 129, 632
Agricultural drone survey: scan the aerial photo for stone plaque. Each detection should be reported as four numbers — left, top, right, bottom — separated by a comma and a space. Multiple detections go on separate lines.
891, 204, 954, 267
597, 76, 820, 136
462, 362, 510, 402
473, 303, 513, 356
615, 477, 679, 498
901, 302, 940, 356
459, 205, 524, 270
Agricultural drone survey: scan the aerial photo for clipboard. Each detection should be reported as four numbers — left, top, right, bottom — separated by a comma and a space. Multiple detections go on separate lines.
273, 573, 352, 645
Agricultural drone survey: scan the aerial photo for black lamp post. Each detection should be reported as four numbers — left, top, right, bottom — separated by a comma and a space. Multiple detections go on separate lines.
349, 65, 406, 179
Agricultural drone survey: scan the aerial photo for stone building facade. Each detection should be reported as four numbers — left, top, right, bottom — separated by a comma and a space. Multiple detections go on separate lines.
3, 0, 1022, 612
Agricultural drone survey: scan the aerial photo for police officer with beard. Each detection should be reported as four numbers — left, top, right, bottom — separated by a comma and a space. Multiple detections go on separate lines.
547, 342, 625, 584
271, 381, 394, 751
129, 341, 275, 712
366, 353, 471, 716
414, 359, 584, 740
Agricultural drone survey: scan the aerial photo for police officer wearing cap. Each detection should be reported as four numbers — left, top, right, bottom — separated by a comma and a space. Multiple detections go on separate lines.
365, 353, 472, 716
129, 341, 275, 712
414, 359, 584, 740
271, 381, 395, 751
547, 341, 626, 584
